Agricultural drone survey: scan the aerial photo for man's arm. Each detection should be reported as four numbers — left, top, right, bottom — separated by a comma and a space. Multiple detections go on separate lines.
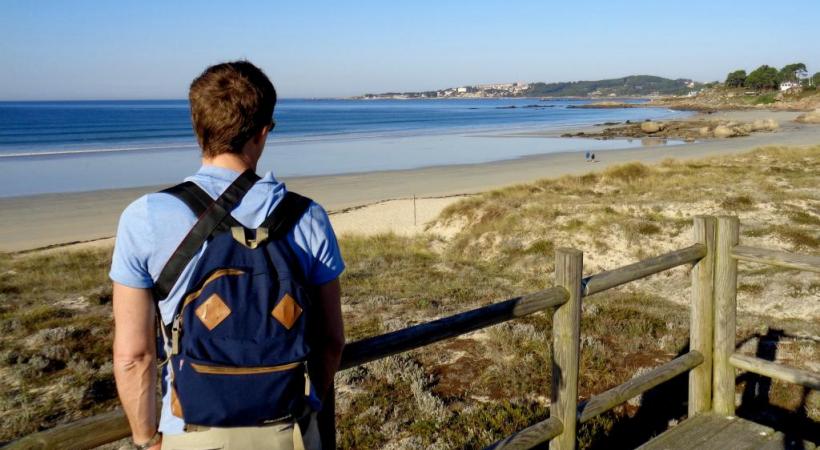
112, 282, 160, 449
308, 278, 345, 401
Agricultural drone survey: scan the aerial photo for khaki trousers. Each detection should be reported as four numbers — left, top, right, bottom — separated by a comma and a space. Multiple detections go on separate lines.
161, 414, 321, 450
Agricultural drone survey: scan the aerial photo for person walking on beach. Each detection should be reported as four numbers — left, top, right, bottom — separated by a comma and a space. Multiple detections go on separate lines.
585, 151, 591, 162
110, 61, 345, 450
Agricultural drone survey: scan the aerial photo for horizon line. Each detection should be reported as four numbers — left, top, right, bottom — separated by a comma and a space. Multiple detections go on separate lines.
0, 74, 714, 103
0, 97, 349, 102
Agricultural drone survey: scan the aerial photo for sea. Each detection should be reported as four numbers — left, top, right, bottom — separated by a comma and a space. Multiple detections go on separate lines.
0, 99, 688, 197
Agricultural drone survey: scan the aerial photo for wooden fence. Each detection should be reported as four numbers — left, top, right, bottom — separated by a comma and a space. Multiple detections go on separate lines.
6, 216, 819, 450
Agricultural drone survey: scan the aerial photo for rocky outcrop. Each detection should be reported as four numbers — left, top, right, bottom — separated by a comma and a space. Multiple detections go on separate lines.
795, 109, 820, 124
568, 102, 645, 109
713, 125, 737, 138
561, 117, 780, 140
710, 119, 777, 137
640, 121, 664, 133
752, 118, 779, 131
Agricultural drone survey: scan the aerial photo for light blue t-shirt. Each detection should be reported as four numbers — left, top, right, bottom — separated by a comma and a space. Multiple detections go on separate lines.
109, 165, 345, 434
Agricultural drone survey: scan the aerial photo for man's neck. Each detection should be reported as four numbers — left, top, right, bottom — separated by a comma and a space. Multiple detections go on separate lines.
202, 152, 257, 173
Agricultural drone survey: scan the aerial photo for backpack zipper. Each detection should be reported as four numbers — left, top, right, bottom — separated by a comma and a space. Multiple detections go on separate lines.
182, 268, 246, 308
189, 361, 301, 375
171, 268, 246, 355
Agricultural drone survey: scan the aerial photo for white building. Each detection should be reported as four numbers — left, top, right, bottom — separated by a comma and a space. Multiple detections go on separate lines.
779, 81, 801, 92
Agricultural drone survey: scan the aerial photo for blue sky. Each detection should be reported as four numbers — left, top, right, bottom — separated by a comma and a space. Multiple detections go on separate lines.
1, 0, 818, 100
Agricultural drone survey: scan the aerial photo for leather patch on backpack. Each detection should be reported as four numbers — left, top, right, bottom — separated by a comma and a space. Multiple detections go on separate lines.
195, 293, 231, 331
171, 386, 184, 418
272, 293, 302, 330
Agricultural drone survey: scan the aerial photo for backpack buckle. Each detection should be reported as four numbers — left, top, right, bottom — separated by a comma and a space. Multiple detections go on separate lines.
171, 315, 182, 355
231, 227, 269, 249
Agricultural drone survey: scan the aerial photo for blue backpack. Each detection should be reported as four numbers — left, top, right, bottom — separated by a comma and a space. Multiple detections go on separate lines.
152, 170, 318, 427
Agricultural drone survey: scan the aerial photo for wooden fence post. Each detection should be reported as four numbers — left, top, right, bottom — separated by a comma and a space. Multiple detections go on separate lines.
550, 248, 583, 450
688, 216, 716, 416
713, 216, 739, 416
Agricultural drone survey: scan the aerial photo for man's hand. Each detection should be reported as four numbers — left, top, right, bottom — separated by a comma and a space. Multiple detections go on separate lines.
112, 282, 158, 445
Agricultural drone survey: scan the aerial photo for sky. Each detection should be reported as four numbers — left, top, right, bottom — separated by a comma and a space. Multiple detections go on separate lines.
1, 0, 818, 100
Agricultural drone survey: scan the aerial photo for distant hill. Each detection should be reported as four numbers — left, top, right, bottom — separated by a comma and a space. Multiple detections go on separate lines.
359, 75, 701, 99
523, 75, 699, 97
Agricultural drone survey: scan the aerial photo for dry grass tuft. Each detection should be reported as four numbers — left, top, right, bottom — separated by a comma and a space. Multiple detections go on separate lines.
721, 195, 756, 211
602, 162, 650, 183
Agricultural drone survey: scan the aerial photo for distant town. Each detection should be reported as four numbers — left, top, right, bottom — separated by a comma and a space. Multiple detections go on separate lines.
359, 82, 534, 99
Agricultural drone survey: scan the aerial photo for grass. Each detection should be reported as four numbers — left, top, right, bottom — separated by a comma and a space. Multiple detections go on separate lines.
752, 94, 777, 105
738, 283, 765, 295
1, 146, 818, 447
720, 195, 756, 211
773, 226, 820, 250
334, 145, 819, 448
602, 162, 650, 183
788, 211, 820, 226
0, 248, 115, 441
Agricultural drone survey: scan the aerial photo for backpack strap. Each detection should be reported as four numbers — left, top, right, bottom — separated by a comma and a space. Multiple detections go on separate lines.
153, 170, 260, 301
260, 192, 313, 239
160, 181, 209, 217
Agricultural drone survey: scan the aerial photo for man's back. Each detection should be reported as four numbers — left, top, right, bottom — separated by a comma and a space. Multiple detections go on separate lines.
111, 59, 345, 450
110, 165, 344, 436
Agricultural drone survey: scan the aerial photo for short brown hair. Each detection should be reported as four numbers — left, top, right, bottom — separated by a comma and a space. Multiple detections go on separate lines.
189, 61, 276, 157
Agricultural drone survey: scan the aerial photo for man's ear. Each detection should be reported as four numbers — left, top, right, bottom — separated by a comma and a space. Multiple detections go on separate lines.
252, 126, 269, 146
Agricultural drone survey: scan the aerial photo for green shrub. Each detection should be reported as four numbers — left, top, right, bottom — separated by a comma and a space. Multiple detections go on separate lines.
746, 65, 779, 90
753, 94, 776, 105
725, 69, 747, 88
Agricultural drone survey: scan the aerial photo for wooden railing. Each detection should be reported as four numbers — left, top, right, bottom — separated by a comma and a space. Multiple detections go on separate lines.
711, 217, 820, 416
6, 216, 818, 450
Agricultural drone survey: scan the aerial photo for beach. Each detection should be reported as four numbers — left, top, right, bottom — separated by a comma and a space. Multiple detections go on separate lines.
1, 110, 816, 253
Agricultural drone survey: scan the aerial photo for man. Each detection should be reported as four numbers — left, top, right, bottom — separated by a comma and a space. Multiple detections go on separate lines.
110, 61, 345, 450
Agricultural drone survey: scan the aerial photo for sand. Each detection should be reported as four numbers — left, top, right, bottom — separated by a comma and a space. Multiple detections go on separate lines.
1, 110, 818, 253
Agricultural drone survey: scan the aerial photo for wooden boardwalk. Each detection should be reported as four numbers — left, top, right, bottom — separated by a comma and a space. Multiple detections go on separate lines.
6, 216, 819, 450
639, 413, 816, 450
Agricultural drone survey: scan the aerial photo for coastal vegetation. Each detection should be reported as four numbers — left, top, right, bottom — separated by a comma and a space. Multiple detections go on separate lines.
723, 62, 815, 90
746, 65, 783, 90
652, 84, 820, 112
643, 62, 820, 113
522, 75, 698, 97
1, 146, 818, 447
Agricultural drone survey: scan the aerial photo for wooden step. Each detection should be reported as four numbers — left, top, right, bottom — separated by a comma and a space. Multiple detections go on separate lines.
637, 413, 815, 450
